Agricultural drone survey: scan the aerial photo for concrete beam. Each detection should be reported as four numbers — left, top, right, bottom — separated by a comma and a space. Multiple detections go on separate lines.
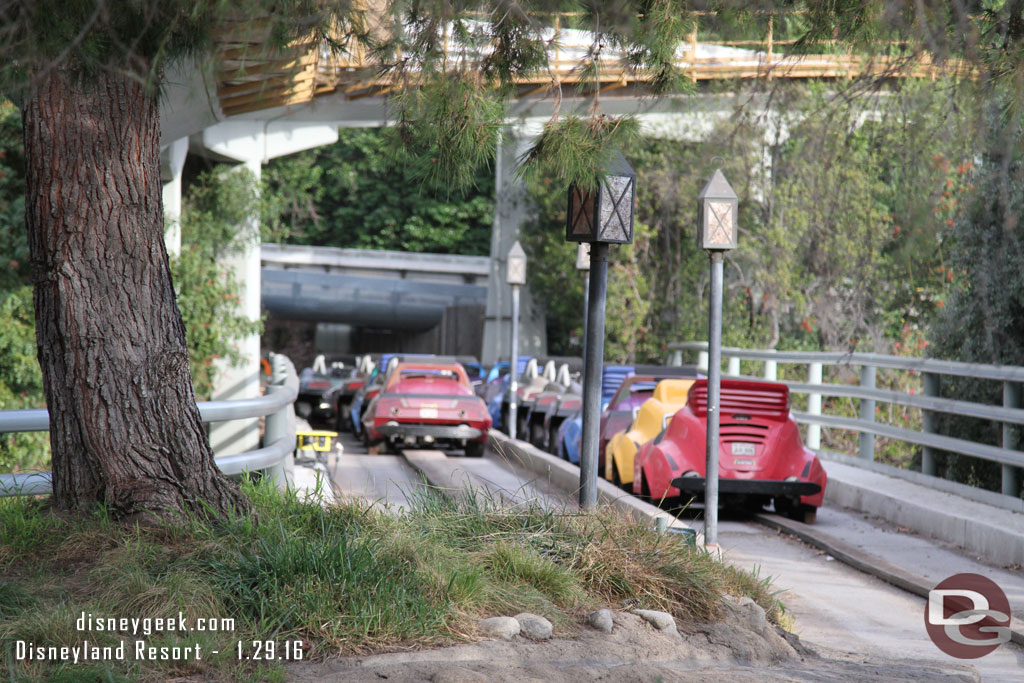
160, 137, 189, 257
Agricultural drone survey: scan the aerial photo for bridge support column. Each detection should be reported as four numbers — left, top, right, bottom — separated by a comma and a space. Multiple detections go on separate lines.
196, 119, 338, 457
206, 156, 264, 456
482, 127, 547, 366
160, 137, 188, 256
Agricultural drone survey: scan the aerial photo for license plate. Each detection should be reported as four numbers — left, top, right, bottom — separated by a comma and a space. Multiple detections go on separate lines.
419, 407, 438, 419
730, 442, 756, 456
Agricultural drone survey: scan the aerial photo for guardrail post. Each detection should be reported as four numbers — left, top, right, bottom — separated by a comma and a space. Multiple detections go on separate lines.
806, 362, 822, 449
859, 364, 876, 461
727, 357, 740, 376
1003, 382, 1021, 498
763, 350, 777, 381
697, 350, 709, 372
669, 349, 683, 366
921, 372, 939, 476
263, 354, 289, 489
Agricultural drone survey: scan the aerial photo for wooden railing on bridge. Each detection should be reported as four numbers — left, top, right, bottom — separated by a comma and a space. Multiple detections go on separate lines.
212, 12, 977, 117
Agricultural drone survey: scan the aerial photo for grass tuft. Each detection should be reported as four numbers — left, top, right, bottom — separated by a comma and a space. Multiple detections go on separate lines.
0, 477, 784, 680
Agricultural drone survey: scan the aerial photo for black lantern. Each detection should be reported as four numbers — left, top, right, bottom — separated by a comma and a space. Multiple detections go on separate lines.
566, 151, 636, 244
697, 169, 738, 251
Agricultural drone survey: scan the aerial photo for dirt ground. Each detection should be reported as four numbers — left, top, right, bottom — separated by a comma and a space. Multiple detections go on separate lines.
286, 609, 980, 683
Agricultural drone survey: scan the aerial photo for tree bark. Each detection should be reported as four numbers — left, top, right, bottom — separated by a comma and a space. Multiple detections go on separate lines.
23, 68, 251, 521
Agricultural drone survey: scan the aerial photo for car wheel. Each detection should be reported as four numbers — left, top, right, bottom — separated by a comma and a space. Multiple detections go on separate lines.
609, 459, 621, 486
548, 423, 560, 455
530, 421, 546, 449
465, 441, 485, 458
639, 472, 652, 503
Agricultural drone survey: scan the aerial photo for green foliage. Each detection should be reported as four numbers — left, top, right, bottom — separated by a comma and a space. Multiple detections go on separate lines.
266, 126, 495, 254
172, 168, 263, 399
928, 93, 1024, 493
520, 115, 642, 192
0, 287, 48, 472
0, 480, 782, 679
388, 73, 505, 191
259, 152, 324, 243
523, 81, 980, 364
0, 101, 47, 472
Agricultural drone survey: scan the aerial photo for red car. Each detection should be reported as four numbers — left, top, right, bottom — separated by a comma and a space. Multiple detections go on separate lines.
632, 379, 827, 523
362, 362, 492, 456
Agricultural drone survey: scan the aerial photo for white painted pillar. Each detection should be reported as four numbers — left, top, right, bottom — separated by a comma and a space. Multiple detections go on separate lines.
161, 137, 188, 256
199, 119, 339, 458
208, 155, 263, 457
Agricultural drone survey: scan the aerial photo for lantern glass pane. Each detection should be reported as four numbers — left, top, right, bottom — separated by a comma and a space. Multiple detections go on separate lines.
705, 200, 734, 246
507, 258, 526, 285
571, 186, 596, 236
598, 176, 633, 242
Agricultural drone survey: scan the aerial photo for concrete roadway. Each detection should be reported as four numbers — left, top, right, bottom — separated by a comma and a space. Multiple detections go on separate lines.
719, 511, 1024, 681
320, 434, 1024, 680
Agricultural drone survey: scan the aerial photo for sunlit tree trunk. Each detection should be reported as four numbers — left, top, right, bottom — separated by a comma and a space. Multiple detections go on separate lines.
22, 67, 251, 521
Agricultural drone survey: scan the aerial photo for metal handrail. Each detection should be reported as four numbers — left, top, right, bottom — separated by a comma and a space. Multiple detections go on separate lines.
0, 352, 298, 497
668, 341, 1024, 381
669, 341, 1024, 499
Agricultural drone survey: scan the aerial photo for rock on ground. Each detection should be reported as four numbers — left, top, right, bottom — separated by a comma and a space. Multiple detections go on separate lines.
514, 613, 553, 640
288, 610, 981, 683
631, 609, 678, 634
477, 616, 520, 640
723, 595, 767, 635
586, 609, 613, 633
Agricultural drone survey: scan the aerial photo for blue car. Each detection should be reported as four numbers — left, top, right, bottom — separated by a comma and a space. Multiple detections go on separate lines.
556, 365, 635, 464
484, 356, 532, 430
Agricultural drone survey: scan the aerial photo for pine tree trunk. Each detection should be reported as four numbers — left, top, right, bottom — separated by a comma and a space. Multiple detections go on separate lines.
22, 68, 251, 521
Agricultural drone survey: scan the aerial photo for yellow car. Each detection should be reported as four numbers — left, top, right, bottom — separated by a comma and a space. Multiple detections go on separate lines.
604, 379, 694, 486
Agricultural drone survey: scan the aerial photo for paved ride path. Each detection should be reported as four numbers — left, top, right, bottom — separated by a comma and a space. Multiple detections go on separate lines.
321, 429, 1023, 680
720, 511, 1024, 681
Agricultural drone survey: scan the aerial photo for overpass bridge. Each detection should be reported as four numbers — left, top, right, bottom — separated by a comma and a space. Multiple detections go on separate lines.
259, 243, 490, 358
158, 11, 969, 455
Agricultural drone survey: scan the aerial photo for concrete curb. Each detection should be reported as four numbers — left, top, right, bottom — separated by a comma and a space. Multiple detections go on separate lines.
753, 512, 1024, 648
487, 430, 706, 546
822, 460, 1024, 568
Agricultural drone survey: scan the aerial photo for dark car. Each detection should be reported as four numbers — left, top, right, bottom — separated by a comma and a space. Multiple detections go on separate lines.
295, 354, 359, 423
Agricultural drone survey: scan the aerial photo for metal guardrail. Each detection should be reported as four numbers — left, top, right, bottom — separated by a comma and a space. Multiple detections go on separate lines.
0, 352, 298, 497
668, 341, 1023, 500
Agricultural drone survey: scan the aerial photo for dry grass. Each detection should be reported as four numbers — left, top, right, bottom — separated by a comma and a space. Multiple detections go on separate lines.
0, 479, 784, 681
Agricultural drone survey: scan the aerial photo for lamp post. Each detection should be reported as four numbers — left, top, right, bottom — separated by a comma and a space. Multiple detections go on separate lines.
697, 169, 738, 548
576, 243, 591, 359
506, 241, 527, 440
566, 151, 636, 509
